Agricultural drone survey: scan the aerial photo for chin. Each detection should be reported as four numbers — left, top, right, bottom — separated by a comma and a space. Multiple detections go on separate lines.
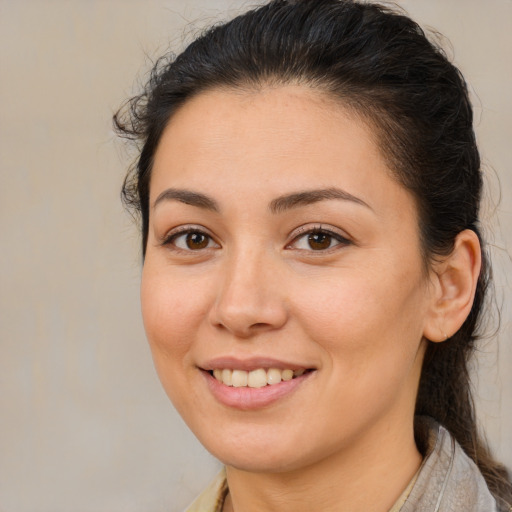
195, 423, 331, 474
189, 423, 289, 470
215, 447, 307, 474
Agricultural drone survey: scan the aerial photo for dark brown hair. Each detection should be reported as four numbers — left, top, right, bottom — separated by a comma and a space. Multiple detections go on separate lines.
114, 0, 511, 507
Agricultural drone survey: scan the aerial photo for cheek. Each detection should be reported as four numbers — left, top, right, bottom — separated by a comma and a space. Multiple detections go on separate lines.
140, 265, 210, 358
290, 270, 427, 438
140, 265, 215, 412
291, 266, 427, 372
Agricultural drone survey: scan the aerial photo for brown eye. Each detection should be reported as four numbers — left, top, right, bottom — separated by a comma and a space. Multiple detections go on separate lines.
186, 232, 209, 250
165, 229, 218, 251
289, 227, 351, 252
307, 232, 333, 250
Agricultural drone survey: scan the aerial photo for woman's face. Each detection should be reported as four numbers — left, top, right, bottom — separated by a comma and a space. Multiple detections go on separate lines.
142, 86, 435, 472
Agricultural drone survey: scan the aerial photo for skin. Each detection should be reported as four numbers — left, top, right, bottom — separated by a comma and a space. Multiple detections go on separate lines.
141, 85, 481, 512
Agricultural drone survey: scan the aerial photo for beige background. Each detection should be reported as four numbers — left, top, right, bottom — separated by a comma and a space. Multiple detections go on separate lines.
0, 1, 510, 511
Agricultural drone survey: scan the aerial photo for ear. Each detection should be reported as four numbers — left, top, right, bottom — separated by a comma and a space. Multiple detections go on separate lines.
423, 229, 482, 343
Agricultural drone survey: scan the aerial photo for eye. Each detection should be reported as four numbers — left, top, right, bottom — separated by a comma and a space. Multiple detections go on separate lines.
289, 227, 350, 251
163, 228, 219, 251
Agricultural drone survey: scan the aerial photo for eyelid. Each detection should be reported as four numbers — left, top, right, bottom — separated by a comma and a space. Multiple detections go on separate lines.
286, 224, 352, 250
160, 224, 220, 250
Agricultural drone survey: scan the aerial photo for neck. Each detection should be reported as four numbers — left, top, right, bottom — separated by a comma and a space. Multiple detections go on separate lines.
223, 416, 422, 512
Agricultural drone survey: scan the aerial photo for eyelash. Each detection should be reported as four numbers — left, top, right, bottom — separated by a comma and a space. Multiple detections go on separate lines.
161, 226, 218, 252
161, 225, 352, 253
287, 226, 352, 252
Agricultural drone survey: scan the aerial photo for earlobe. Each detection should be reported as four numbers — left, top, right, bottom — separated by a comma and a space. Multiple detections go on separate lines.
423, 229, 482, 343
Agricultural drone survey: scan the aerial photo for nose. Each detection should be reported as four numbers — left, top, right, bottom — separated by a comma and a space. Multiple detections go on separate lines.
209, 247, 288, 338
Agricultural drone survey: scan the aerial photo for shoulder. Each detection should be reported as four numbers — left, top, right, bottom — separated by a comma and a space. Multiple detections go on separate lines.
401, 417, 501, 512
183, 468, 227, 512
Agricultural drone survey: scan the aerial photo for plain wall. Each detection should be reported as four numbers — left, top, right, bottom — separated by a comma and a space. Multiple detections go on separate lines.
0, 1, 510, 511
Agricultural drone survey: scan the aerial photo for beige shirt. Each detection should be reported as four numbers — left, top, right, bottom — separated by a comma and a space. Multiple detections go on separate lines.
184, 468, 415, 512
183, 418, 501, 512
185, 468, 227, 512
184, 466, 417, 512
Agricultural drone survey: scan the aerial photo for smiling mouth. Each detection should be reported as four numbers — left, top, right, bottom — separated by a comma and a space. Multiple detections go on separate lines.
209, 368, 312, 388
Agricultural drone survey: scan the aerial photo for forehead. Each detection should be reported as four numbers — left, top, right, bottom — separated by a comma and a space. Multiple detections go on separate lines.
155, 85, 375, 158
150, 85, 414, 220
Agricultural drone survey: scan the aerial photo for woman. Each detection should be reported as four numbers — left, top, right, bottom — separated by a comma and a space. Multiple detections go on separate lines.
114, 0, 512, 510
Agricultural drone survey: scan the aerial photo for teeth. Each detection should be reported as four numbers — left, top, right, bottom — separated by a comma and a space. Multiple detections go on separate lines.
221, 369, 232, 386
266, 368, 282, 385
212, 368, 307, 388
232, 369, 248, 387
248, 369, 267, 388
282, 369, 293, 381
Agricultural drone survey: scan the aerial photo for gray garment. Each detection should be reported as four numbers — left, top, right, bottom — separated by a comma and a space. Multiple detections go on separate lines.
185, 417, 508, 511
401, 417, 501, 512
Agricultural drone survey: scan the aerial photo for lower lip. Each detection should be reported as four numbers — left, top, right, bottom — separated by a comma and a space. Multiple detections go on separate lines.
202, 370, 313, 410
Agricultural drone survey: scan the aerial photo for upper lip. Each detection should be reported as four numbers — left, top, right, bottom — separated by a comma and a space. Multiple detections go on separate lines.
200, 356, 315, 372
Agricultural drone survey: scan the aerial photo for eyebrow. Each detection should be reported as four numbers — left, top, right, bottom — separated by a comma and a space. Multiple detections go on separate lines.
269, 187, 372, 214
152, 186, 371, 214
153, 188, 220, 212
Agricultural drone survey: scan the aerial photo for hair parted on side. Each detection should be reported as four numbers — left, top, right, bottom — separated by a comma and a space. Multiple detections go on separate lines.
114, 0, 511, 507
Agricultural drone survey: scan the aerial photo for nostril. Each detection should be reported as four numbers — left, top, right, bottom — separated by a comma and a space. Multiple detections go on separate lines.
209, 307, 287, 338
252, 322, 273, 330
